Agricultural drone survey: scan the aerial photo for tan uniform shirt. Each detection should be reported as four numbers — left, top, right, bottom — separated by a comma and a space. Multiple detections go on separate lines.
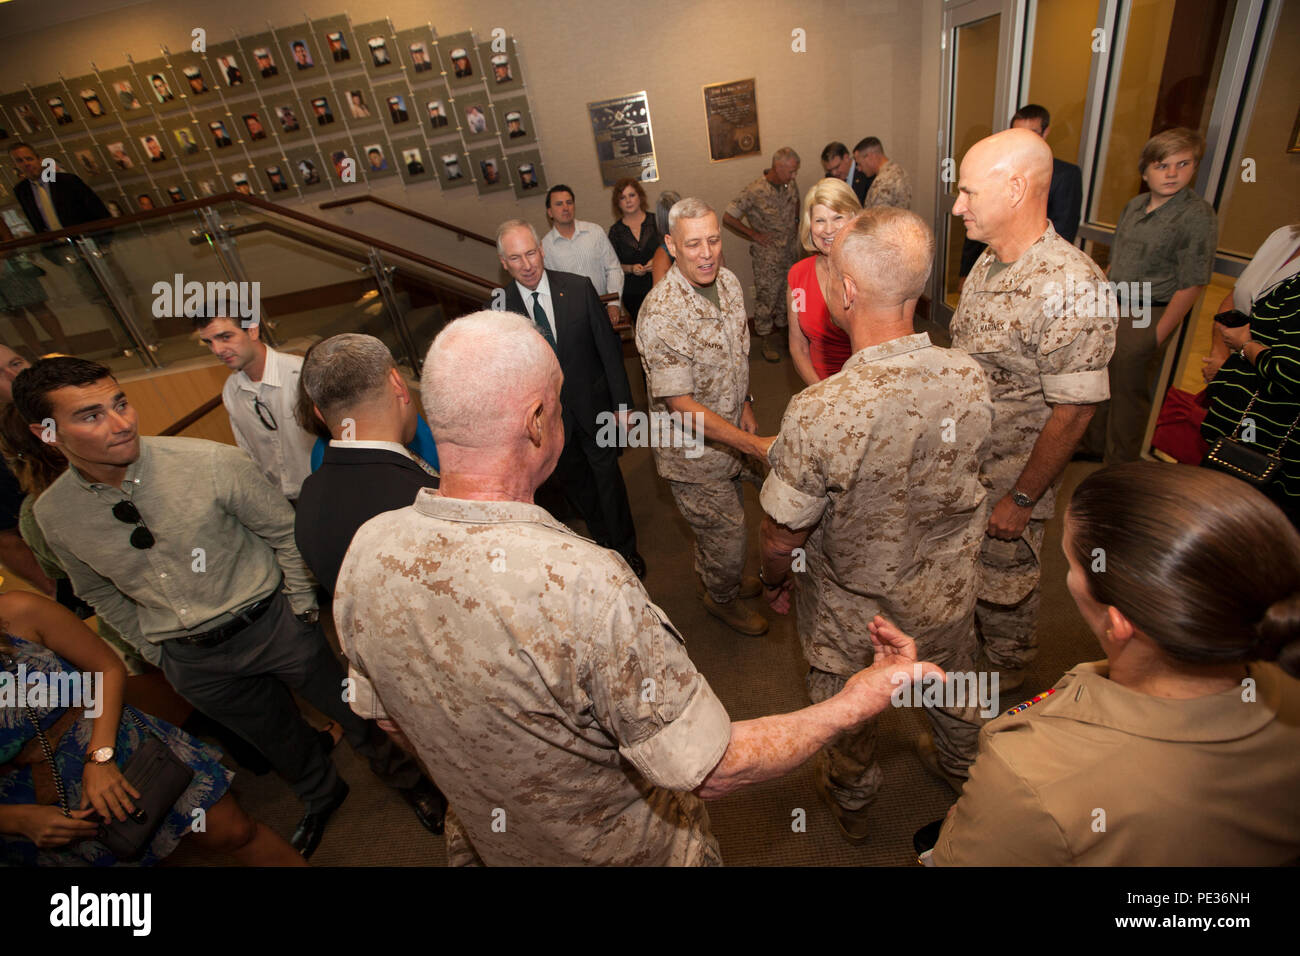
934, 661, 1300, 866
725, 174, 800, 252
950, 224, 1115, 518
333, 490, 733, 866
862, 160, 912, 210
760, 333, 992, 674
635, 263, 751, 483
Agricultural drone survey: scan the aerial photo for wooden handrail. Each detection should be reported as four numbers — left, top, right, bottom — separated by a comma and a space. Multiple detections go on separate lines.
159, 394, 223, 436
318, 195, 496, 247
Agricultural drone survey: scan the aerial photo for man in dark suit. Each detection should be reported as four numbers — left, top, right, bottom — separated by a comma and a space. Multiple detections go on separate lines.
9, 141, 111, 239
821, 141, 870, 204
959, 104, 1084, 278
495, 218, 646, 578
293, 332, 447, 834
295, 333, 438, 595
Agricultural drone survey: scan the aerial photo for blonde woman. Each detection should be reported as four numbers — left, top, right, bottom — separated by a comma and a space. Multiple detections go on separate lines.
786, 178, 861, 386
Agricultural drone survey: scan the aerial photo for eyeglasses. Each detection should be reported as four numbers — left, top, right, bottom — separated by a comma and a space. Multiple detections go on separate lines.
111, 500, 155, 549
253, 396, 278, 431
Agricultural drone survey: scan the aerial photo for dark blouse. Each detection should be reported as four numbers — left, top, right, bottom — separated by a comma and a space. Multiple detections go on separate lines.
609, 215, 660, 268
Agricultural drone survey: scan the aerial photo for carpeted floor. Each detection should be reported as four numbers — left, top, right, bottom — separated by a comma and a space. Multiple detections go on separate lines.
168, 323, 1103, 867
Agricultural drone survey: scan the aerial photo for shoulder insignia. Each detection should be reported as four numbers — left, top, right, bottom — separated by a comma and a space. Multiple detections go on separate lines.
1004, 687, 1055, 716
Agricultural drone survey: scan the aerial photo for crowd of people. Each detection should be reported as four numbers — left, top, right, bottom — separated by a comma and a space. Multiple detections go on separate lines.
0, 103, 1298, 867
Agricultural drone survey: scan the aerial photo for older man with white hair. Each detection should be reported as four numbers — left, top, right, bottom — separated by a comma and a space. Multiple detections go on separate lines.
332, 310, 939, 866
759, 208, 993, 843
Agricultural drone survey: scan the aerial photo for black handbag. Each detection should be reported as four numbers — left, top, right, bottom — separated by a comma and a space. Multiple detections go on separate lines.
6, 655, 195, 862
1203, 391, 1300, 489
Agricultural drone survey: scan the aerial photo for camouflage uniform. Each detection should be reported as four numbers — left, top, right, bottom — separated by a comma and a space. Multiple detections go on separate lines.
761, 333, 993, 806
636, 264, 752, 603
950, 225, 1115, 669
725, 173, 800, 336
333, 489, 733, 867
862, 161, 912, 210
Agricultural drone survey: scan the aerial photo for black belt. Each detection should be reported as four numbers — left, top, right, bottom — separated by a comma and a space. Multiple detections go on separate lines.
173, 591, 278, 648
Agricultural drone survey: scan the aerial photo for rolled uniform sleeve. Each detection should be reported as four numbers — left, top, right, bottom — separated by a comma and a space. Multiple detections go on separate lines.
1174, 204, 1217, 290
724, 189, 752, 225
346, 663, 389, 721
932, 741, 1072, 866
588, 584, 732, 792
1036, 289, 1115, 406
760, 403, 829, 530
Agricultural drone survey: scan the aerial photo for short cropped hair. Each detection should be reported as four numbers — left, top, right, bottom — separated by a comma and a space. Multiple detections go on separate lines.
1139, 127, 1205, 175
853, 137, 882, 155
1012, 104, 1051, 129
667, 197, 717, 235
610, 178, 648, 219
773, 146, 800, 166
799, 178, 862, 253
545, 184, 574, 208
820, 141, 849, 164
12, 357, 114, 426
300, 333, 396, 423
496, 218, 539, 256
6, 141, 36, 157
835, 206, 934, 305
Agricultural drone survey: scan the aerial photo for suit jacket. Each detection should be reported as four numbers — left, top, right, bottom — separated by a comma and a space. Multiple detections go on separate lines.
295, 444, 438, 595
499, 269, 634, 440
1047, 158, 1083, 245
849, 167, 871, 204
15, 173, 111, 235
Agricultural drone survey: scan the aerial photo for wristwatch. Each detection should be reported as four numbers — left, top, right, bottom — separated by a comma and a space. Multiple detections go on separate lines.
1011, 489, 1036, 509
85, 746, 115, 765
297, 608, 320, 626
745, 393, 756, 406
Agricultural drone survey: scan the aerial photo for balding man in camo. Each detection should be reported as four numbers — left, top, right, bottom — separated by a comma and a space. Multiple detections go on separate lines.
333, 309, 942, 866
759, 207, 993, 843
723, 147, 801, 363
949, 128, 1116, 691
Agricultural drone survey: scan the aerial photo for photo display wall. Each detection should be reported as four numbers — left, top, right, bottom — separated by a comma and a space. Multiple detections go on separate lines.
0, 15, 546, 215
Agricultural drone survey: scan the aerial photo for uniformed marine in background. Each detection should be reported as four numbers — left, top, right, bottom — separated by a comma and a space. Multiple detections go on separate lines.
948, 128, 1116, 691
760, 208, 993, 843
723, 147, 801, 363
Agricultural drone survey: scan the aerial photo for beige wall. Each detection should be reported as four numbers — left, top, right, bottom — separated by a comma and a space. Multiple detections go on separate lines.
0, 0, 931, 306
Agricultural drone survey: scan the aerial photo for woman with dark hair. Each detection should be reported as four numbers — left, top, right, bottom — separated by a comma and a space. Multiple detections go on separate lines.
912, 462, 1300, 865
607, 178, 659, 323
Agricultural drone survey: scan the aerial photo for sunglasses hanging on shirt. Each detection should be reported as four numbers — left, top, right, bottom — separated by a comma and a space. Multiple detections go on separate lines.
111, 500, 156, 549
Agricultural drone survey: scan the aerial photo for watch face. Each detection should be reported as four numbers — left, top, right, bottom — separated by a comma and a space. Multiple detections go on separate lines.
92, 747, 114, 762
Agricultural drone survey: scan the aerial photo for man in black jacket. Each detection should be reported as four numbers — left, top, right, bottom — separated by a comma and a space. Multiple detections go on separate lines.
10, 141, 111, 238
494, 218, 645, 578
295, 334, 438, 596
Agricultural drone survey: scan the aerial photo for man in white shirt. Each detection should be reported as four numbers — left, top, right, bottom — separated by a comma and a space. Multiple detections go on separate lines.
540, 184, 624, 327
194, 314, 317, 501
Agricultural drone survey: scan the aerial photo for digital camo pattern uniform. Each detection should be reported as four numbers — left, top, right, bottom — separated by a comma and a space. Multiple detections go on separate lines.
761, 333, 993, 805
333, 490, 733, 866
862, 161, 912, 210
949, 225, 1115, 669
725, 175, 801, 336
637, 264, 753, 603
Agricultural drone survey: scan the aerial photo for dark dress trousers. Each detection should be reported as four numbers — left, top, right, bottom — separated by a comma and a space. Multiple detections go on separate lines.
295, 444, 438, 596
499, 270, 639, 559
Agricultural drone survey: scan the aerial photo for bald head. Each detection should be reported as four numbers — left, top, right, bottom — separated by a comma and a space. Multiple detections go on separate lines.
421, 310, 560, 452
830, 207, 934, 313
954, 128, 1053, 253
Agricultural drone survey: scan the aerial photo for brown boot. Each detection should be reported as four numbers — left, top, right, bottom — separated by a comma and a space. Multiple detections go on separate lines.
814, 775, 870, 845
701, 594, 768, 635
737, 575, 763, 599
915, 733, 967, 794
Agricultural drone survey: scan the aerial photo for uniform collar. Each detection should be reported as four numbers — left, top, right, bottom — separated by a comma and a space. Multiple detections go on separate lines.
840, 332, 932, 371
980, 222, 1062, 287
234, 344, 284, 391
415, 487, 578, 537
1042, 661, 1283, 743
665, 263, 733, 317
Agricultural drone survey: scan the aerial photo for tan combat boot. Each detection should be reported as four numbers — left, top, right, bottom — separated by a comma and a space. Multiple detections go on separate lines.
701, 593, 768, 636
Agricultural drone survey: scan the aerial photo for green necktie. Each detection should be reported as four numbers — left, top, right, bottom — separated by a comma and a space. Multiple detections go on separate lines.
531, 292, 557, 352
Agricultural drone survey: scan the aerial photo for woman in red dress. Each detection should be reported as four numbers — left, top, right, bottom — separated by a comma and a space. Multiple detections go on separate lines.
787, 178, 860, 385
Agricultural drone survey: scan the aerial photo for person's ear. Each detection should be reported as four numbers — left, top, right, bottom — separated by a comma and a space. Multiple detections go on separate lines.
526, 399, 545, 448
389, 366, 408, 401
1006, 172, 1028, 207
664, 234, 678, 260
841, 273, 857, 314
246, 322, 261, 343
1105, 605, 1135, 644
311, 404, 326, 426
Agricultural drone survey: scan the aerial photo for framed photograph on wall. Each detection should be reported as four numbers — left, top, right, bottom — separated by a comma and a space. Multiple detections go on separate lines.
265, 93, 309, 141
493, 95, 535, 146
168, 55, 217, 104
388, 134, 433, 185
153, 173, 194, 206
353, 20, 400, 80
477, 36, 523, 94
136, 128, 175, 169
434, 145, 471, 190
35, 83, 79, 132
64, 139, 111, 184
259, 159, 294, 195
132, 59, 184, 114
372, 79, 415, 132
703, 78, 761, 162
468, 145, 510, 195
284, 145, 330, 194
587, 90, 657, 186
396, 26, 438, 78
192, 170, 222, 198
206, 43, 250, 91
236, 107, 274, 146
314, 15, 358, 75
239, 33, 289, 89
506, 147, 546, 199
123, 182, 162, 212
316, 136, 359, 186
280, 27, 322, 78
97, 133, 142, 173
194, 107, 239, 155
414, 81, 455, 139
298, 84, 341, 131
65, 77, 115, 126
459, 96, 496, 143
167, 117, 207, 165
333, 80, 380, 131
438, 32, 482, 91
354, 132, 397, 182
218, 161, 256, 197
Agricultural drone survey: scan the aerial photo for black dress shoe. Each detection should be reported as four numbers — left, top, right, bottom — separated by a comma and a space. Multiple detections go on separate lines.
291, 780, 349, 859
399, 777, 447, 835
626, 552, 647, 580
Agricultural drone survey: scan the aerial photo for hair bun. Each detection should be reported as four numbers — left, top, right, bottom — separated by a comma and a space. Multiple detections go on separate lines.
1256, 592, 1300, 678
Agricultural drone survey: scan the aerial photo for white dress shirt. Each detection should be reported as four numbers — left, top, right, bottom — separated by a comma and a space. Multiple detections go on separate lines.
1232, 226, 1300, 313
328, 438, 412, 459
541, 220, 624, 302
516, 272, 558, 341
221, 345, 318, 499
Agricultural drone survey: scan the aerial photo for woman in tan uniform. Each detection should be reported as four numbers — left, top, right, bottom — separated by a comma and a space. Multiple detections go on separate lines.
921, 462, 1300, 865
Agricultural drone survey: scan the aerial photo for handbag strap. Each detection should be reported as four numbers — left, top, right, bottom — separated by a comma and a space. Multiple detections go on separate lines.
1230, 391, 1300, 459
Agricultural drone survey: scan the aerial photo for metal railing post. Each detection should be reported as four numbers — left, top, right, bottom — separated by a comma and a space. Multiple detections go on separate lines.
73, 236, 161, 368
367, 246, 422, 374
